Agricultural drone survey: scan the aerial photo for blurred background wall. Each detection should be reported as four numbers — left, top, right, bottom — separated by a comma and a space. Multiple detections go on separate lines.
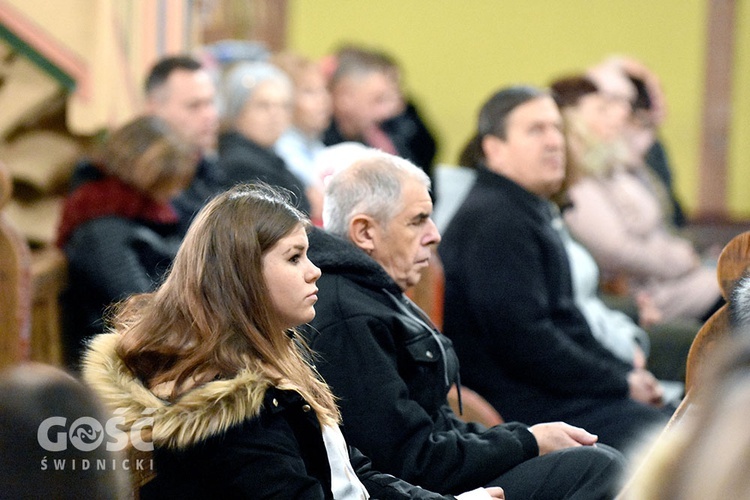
0, 0, 747, 220
286, 0, 749, 219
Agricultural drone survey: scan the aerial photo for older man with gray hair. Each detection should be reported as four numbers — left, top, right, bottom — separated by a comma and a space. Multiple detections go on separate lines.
304, 150, 626, 499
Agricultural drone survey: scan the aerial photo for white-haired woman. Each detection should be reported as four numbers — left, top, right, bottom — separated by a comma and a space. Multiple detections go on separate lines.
218, 61, 312, 216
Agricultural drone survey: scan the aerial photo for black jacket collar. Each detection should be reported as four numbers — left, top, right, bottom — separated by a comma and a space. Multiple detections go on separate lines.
475, 165, 555, 225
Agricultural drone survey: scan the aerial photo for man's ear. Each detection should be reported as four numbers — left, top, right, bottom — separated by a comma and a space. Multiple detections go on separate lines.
481, 135, 505, 173
348, 214, 377, 254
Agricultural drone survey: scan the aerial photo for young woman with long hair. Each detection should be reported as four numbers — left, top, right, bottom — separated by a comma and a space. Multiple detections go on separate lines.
82, 183, 502, 499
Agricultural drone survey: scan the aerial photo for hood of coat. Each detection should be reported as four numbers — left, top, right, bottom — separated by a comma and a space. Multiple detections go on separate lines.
307, 227, 401, 295
81, 333, 295, 450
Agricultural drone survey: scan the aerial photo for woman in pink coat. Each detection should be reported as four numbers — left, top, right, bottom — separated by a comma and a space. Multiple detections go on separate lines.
550, 74, 722, 324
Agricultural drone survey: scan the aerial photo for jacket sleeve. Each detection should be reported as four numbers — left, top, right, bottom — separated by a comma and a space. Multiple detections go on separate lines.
310, 316, 539, 494
349, 446, 456, 499
455, 214, 631, 398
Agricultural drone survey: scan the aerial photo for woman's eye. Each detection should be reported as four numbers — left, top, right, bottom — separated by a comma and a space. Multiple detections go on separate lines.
289, 254, 301, 264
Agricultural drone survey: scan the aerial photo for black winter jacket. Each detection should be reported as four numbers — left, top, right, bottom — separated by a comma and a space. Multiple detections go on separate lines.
305, 229, 539, 495
60, 162, 181, 365
82, 334, 457, 500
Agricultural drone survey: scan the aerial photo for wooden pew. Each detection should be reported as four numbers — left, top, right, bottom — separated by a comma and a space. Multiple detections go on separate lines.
0, 160, 32, 368
29, 246, 66, 365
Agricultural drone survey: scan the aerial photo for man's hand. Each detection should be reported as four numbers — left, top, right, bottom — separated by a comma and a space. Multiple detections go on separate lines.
632, 343, 647, 370
628, 368, 664, 407
456, 486, 504, 499
484, 487, 505, 499
528, 422, 598, 456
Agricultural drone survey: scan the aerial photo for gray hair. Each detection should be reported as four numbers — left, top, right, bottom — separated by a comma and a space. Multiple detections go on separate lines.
221, 61, 292, 124
323, 152, 431, 237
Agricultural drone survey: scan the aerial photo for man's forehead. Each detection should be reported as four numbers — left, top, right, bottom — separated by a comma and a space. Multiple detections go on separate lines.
164, 69, 214, 94
351, 71, 389, 93
508, 96, 559, 124
400, 183, 433, 211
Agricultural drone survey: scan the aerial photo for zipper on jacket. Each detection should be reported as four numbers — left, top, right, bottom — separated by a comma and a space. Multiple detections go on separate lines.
384, 290, 463, 414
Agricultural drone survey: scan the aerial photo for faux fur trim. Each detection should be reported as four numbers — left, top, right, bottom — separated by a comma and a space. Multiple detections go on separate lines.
81, 333, 285, 450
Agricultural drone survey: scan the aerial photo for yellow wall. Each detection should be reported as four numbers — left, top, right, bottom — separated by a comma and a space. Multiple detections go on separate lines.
288, 0, 750, 218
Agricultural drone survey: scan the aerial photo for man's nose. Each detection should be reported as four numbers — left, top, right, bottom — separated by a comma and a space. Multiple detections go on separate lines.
424, 218, 441, 245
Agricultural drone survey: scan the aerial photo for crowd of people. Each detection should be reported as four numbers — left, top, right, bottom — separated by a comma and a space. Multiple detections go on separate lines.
5, 42, 747, 498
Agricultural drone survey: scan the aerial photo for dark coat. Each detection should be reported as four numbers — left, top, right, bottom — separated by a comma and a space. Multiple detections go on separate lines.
61, 217, 180, 359
171, 155, 227, 235
218, 131, 311, 215
60, 162, 182, 365
381, 101, 438, 175
82, 334, 456, 500
323, 102, 437, 179
439, 167, 669, 448
305, 228, 539, 494
321, 118, 364, 148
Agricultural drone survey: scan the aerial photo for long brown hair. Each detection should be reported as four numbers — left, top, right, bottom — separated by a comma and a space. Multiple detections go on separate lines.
115, 184, 339, 425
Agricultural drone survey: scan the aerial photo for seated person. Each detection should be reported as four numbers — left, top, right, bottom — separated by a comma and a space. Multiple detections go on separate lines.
0, 362, 128, 499
587, 56, 687, 228
439, 85, 671, 453
218, 61, 311, 215
81, 184, 502, 500
57, 116, 195, 367
143, 55, 225, 234
322, 44, 438, 180
549, 73, 722, 324
442, 134, 687, 388
368, 46, 438, 178
558, 207, 684, 402
305, 151, 626, 498
272, 51, 332, 224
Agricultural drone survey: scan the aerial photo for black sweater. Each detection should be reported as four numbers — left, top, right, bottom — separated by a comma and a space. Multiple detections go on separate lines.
218, 131, 310, 215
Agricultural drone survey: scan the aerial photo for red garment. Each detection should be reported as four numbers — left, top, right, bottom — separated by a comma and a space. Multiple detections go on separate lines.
363, 126, 398, 155
56, 177, 178, 248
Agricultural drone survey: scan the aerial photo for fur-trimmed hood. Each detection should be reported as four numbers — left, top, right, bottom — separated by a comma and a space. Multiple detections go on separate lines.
81, 333, 288, 450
